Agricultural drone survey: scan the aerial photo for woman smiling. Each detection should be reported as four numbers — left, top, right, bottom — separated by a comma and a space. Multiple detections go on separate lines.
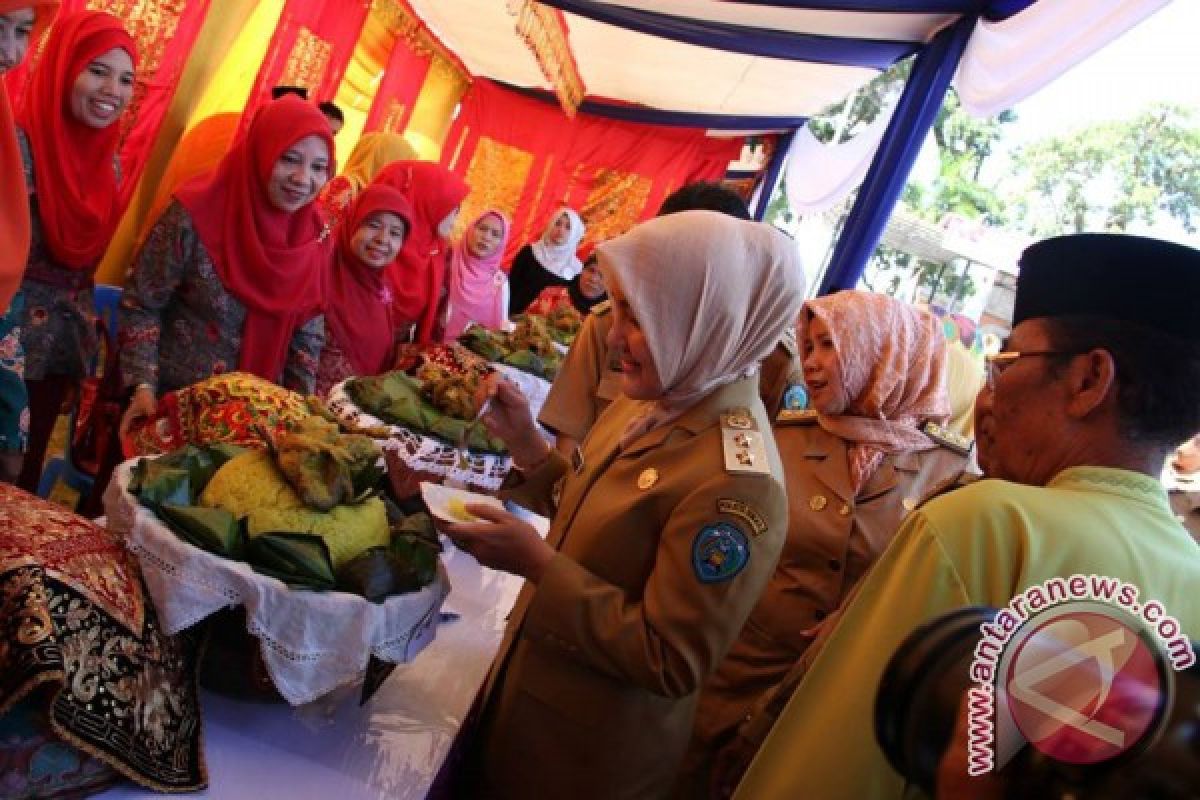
11, 10, 134, 490
119, 96, 336, 436
314, 183, 413, 395
442, 209, 511, 341
441, 210, 806, 799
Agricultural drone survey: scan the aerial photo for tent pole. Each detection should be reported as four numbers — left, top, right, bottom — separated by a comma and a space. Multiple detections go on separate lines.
817, 14, 976, 296
753, 129, 796, 222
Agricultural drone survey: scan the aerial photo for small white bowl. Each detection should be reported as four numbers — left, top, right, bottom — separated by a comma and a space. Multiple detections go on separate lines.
420, 481, 505, 524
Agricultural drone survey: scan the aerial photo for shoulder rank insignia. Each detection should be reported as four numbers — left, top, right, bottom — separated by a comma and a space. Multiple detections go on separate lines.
591, 300, 612, 316
776, 408, 818, 426
717, 498, 767, 538
692, 522, 750, 583
721, 409, 770, 475
921, 421, 973, 457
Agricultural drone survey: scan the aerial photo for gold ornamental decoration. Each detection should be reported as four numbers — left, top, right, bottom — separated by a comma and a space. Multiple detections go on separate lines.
455, 136, 534, 238
579, 167, 654, 248
507, 0, 585, 117
280, 26, 333, 95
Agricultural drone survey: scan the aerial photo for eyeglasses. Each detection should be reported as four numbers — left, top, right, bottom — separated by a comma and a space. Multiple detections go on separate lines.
983, 350, 1078, 389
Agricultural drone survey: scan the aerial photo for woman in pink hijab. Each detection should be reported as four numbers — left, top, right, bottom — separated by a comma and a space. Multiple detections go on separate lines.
442, 209, 510, 341
688, 289, 974, 799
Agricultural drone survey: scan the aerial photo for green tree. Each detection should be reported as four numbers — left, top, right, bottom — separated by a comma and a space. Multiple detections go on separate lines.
1008, 103, 1200, 235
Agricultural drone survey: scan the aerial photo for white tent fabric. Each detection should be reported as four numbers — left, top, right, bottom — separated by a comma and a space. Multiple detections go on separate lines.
408, 0, 941, 119
954, 0, 1171, 117
783, 100, 896, 214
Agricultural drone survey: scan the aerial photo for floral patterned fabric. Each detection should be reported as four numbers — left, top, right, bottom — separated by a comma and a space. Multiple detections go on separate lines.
315, 336, 357, 399
0, 292, 29, 452
123, 371, 312, 457
14, 128, 101, 382
119, 200, 324, 395
0, 482, 206, 792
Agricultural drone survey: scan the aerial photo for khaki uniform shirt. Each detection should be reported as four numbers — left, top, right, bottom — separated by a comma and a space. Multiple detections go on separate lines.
682, 422, 968, 793
539, 304, 803, 442
538, 303, 619, 441
478, 377, 789, 800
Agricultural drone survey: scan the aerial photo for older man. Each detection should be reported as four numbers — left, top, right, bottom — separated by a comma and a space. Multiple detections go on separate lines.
729, 234, 1200, 800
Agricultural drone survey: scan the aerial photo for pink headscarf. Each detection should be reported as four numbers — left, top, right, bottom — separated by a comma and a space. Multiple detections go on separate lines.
801, 290, 950, 492
443, 210, 510, 340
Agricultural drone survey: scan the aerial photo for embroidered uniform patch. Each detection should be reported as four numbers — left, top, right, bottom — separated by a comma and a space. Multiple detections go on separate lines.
717, 498, 767, 538
692, 522, 750, 583
782, 383, 808, 410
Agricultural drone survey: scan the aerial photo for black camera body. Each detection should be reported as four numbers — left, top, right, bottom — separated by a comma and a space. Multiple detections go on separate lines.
875, 607, 1200, 799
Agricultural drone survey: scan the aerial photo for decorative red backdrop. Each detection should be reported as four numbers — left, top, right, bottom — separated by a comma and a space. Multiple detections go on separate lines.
442, 80, 742, 265
242, 0, 371, 119
363, 32, 431, 135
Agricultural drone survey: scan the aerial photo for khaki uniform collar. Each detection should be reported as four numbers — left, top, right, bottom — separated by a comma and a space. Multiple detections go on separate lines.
619, 377, 761, 459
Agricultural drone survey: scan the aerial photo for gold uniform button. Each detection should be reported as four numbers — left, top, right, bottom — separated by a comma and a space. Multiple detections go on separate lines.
809, 495, 828, 512
637, 468, 659, 490
838, 503, 850, 516
902, 497, 917, 512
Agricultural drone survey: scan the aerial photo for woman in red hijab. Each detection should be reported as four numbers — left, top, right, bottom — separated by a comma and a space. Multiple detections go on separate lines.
374, 160, 469, 345
315, 183, 413, 396
118, 95, 335, 436
12, 10, 135, 491
0, 0, 57, 484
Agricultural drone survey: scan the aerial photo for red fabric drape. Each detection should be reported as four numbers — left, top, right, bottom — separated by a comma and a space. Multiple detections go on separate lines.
363, 34, 431, 135
5, 0, 210, 208
442, 80, 742, 265
243, 0, 370, 120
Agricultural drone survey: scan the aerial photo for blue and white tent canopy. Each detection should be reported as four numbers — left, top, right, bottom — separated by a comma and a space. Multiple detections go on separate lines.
405, 0, 1172, 289
408, 0, 1166, 127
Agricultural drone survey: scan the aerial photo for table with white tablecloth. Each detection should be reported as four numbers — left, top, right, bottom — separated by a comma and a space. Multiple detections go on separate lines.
98, 530, 537, 800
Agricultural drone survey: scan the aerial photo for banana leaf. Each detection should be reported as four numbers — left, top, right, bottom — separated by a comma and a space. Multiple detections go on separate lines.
130, 444, 245, 510
458, 327, 508, 362
350, 460, 386, 503
346, 372, 507, 454
244, 532, 337, 590
392, 511, 439, 545
336, 546, 436, 602
159, 504, 243, 559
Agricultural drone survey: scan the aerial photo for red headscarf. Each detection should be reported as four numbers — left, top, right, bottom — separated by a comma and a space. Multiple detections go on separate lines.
16, 9, 134, 269
326, 184, 413, 376
175, 95, 335, 383
374, 160, 469, 344
0, 0, 58, 309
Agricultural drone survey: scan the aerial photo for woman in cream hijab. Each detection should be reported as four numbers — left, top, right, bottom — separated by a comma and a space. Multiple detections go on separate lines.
440, 210, 805, 800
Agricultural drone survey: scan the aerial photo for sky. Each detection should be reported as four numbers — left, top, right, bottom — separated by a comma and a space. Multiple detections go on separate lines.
1008, 1, 1200, 144
910, 1, 1199, 246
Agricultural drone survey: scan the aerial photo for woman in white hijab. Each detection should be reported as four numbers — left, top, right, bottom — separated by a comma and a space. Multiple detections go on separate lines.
505, 206, 586, 315
441, 210, 806, 800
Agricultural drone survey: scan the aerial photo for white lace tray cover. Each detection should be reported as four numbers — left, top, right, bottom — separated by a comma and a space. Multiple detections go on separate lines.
326, 364, 550, 492
105, 461, 452, 706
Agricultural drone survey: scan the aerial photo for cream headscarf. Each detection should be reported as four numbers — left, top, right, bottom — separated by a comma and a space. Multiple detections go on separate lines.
340, 132, 418, 192
531, 207, 586, 280
801, 290, 950, 492
597, 210, 806, 442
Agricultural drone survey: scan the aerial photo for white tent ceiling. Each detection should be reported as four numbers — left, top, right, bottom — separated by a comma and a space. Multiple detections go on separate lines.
406, 0, 951, 121
403, 0, 1172, 127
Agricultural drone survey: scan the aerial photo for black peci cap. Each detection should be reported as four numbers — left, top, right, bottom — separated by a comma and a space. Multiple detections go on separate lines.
1013, 233, 1200, 341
